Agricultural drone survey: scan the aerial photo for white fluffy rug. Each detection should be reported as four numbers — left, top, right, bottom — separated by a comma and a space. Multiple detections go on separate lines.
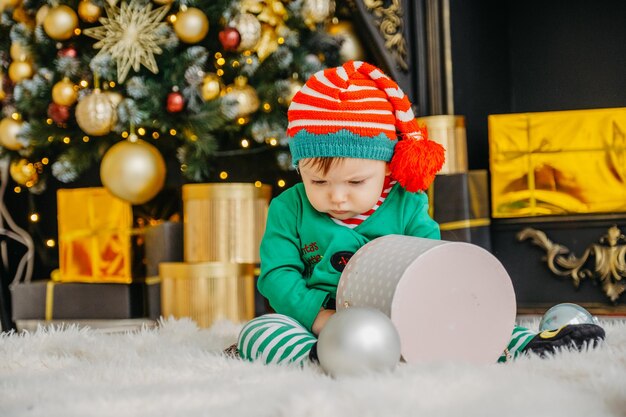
1, 318, 625, 417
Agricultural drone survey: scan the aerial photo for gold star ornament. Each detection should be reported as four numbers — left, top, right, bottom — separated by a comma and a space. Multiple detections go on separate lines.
84, 0, 170, 83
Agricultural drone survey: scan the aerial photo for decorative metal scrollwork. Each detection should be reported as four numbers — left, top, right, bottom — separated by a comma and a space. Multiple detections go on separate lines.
363, 0, 409, 71
517, 226, 626, 302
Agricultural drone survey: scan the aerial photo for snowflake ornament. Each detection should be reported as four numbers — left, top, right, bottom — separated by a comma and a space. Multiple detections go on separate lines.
84, 0, 171, 83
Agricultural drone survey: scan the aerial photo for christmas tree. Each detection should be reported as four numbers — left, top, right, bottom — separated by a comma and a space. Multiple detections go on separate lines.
0, 0, 366, 276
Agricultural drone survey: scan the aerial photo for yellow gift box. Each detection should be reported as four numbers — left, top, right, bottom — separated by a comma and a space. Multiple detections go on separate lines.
57, 187, 141, 284
182, 183, 271, 263
489, 108, 626, 218
159, 262, 255, 327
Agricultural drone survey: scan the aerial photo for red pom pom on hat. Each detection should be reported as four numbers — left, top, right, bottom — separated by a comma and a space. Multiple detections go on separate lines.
390, 125, 445, 192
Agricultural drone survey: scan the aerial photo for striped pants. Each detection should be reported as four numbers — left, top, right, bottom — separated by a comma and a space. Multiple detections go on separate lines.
237, 314, 536, 365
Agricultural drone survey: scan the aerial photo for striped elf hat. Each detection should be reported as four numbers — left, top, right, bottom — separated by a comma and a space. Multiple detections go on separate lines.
287, 60, 445, 192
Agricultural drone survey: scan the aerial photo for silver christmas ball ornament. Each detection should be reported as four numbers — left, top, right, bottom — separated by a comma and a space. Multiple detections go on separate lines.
317, 307, 401, 377
539, 303, 599, 331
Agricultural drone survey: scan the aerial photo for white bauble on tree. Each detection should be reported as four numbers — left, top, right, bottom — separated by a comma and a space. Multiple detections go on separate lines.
225, 76, 260, 118
75, 89, 117, 136
100, 136, 166, 204
231, 13, 261, 51
302, 0, 335, 25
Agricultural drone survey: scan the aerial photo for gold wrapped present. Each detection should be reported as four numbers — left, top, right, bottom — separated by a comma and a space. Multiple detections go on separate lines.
159, 262, 255, 327
489, 108, 626, 218
57, 187, 142, 283
182, 183, 271, 263
417, 115, 468, 174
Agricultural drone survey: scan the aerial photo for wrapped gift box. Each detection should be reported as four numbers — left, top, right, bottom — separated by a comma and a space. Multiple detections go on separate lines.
430, 170, 491, 251
489, 107, 626, 218
182, 183, 271, 263
57, 187, 145, 284
11, 280, 146, 320
159, 262, 255, 327
417, 115, 468, 174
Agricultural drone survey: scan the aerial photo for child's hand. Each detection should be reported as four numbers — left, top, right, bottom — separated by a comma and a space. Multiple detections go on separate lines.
312, 308, 336, 336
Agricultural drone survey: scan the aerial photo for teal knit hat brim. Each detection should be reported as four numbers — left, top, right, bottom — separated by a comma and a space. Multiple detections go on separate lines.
289, 129, 397, 167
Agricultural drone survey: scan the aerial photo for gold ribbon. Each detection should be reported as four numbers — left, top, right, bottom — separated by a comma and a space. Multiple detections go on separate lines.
439, 218, 491, 231
45, 281, 55, 321
144, 276, 161, 285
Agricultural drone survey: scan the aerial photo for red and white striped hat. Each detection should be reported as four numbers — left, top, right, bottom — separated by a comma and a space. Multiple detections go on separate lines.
287, 60, 445, 192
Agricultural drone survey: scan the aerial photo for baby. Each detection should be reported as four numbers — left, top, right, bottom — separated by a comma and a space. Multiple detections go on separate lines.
230, 61, 604, 365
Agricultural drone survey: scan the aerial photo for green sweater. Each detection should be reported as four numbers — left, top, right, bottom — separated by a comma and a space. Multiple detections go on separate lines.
257, 182, 440, 331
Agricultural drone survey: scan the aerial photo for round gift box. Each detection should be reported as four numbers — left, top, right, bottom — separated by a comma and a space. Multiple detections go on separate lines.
336, 235, 516, 364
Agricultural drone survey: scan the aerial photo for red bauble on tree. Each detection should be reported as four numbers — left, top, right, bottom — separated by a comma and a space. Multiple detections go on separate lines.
218, 27, 241, 51
58, 46, 77, 58
166, 91, 184, 113
47, 102, 70, 124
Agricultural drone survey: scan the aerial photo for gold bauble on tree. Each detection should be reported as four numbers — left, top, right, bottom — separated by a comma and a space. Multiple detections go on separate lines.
77, 0, 101, 23
284, 78, 303, 106
100, 135, 166, 204
226, 76, 260, 117
8, 60, 33, 83
104, 91, 124, 108
9, 159, 38, 187
200, 73, 222, 101
152, 0, 173, 4
231, 13, 261, 51
43, 5, 79, 41
0, 117, 25, 150
75, 89, 117, 136
173, 7, 209, 44
10, 42, 29, 61
35, 4, 50, 26
328, 20, 366, 62
52, 77, 78, 107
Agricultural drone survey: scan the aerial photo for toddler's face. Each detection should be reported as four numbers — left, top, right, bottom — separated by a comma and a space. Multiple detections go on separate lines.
299, 158, 390, 220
